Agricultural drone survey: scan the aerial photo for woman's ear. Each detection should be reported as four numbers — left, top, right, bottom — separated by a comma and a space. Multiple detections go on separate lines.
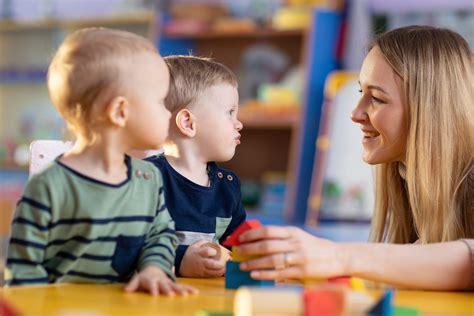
175, 109, 196, 137
106, 96, 129, 128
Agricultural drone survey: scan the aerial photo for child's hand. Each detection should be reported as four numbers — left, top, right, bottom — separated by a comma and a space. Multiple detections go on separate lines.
179, 240, 226, 277
124, 265, 198, 296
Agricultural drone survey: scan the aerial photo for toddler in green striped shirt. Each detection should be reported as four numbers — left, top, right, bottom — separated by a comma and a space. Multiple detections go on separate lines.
5, 28, 196, 296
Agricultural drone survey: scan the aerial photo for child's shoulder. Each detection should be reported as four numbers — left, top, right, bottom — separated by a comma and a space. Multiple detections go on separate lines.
130, 156, 164, 182
143, 153, 166, 168
29, 159, 66, 183
211, 162, 241, 186
23, 160, 66, 195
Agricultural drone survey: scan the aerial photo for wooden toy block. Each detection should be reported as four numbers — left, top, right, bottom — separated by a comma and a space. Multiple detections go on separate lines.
0, 298, 21, 316
345, 290, 376, 315
367, 289, 394, 316
234, 286, 303, 316
350, 278, 366, 291
225, 261, 274, 289
328, 276, 351, 287
303, 287, 345, 316
393, 306, 419, 316
393, 306, 420, 316
201, 242, 232, 262
222, 220, 262, 247
231, 246, 257, 262
328, 276, 366, 291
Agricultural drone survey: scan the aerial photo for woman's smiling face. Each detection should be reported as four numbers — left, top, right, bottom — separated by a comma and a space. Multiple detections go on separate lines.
351, 46, 408, 165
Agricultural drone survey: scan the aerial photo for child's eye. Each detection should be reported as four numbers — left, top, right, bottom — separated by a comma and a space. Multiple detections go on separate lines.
357, 89, 362, 94
229, 110, 235, 115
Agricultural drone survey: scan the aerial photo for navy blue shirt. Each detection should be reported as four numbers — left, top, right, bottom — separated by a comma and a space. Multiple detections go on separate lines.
145, 155, 246, 275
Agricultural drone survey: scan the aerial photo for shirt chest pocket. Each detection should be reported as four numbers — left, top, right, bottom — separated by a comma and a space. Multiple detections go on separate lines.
111, 235, 146, 280
214, 217, 232, 243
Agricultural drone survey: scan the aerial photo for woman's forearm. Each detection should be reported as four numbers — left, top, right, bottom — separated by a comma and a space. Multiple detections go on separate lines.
340, 241, 472, 290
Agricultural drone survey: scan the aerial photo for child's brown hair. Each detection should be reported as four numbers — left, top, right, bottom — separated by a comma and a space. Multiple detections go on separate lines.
163, 55, 237, 113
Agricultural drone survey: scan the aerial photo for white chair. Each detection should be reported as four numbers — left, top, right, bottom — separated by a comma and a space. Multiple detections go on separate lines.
29, 140, 74, 177
29, 140, 162, 177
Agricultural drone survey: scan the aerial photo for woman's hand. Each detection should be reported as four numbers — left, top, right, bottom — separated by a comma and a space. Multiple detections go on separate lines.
236, 226, 349, 281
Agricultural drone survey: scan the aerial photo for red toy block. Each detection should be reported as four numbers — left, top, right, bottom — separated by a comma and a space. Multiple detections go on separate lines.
328, 276, 351, 287
304, 288, 344, 316
0, 298, 21, 316
222, 220, 262, 247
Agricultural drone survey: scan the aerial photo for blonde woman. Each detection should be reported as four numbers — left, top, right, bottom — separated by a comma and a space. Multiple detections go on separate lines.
237, 26, 473, 290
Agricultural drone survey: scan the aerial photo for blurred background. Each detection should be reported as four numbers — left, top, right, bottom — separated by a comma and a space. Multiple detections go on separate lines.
0, 0, 473, 242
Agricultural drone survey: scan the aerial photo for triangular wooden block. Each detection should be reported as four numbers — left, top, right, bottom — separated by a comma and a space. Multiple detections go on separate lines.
222, 220, 262, 247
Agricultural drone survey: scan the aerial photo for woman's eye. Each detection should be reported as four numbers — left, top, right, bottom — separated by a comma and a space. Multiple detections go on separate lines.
357, 89, 362, 93
371, 96, 385, 104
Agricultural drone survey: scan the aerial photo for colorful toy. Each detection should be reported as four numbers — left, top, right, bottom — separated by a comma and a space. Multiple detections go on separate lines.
222, 219, 262, 247
234, 286, 303, 316
224, 220, 274, 289
394, 306, 419, 316
225, 261, 274, 289
0, 298, 21, 316
367, 289, 394, 316
328, 276, 366, 291
304, 287, 345, 316
201, 242, 232, 262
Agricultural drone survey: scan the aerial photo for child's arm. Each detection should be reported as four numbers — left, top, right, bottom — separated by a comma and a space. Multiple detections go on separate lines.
136, 201, 177, 281
124, 265, 197, 296
174, 244, 188, 276
6, 179, 51, 286
125, 182, 197, 295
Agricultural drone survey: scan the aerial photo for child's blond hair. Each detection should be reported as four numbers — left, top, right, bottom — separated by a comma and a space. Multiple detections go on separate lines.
163, 55, 237, 113
47, 27, 157, 141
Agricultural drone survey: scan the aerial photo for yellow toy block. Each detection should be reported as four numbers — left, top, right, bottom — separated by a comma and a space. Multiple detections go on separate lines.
231, 246, 257, 262
350, 277, 367, 291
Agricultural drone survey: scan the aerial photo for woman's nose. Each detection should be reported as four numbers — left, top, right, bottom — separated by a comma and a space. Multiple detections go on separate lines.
351, 99, 368, 124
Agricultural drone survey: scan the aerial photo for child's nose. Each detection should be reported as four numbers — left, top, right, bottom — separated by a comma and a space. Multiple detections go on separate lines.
235, 119, 243, 131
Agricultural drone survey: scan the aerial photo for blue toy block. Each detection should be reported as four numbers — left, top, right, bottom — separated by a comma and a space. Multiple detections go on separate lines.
367, 289, 394, 316
225, 261, 274, 289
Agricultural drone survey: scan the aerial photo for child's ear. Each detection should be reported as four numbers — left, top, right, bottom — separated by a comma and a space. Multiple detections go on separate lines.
106, 96, 129, 127
175, 109, 196, 137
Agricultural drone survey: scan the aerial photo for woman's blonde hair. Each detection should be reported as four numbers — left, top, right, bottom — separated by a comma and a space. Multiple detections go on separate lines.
370, 26, 474, 244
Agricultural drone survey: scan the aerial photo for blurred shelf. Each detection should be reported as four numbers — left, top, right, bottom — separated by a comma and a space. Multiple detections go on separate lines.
163, 28, 305, 40
0, 68, 47, 84
0, 11, 155, 32
0, 166, 28, 172
0, 161, 28, 172
238, 101, 300, 129
369, 0, 474, 14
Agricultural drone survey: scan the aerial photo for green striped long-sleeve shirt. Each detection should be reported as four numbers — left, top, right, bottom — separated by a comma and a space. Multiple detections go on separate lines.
6, 155, 178, 286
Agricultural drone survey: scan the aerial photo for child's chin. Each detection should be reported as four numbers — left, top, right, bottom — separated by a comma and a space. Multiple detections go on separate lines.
215, 153, 234, 163
127, 149, 149, 159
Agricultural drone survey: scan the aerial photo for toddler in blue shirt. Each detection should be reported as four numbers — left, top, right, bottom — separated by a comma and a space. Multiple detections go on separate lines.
146, 56, 246, 277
